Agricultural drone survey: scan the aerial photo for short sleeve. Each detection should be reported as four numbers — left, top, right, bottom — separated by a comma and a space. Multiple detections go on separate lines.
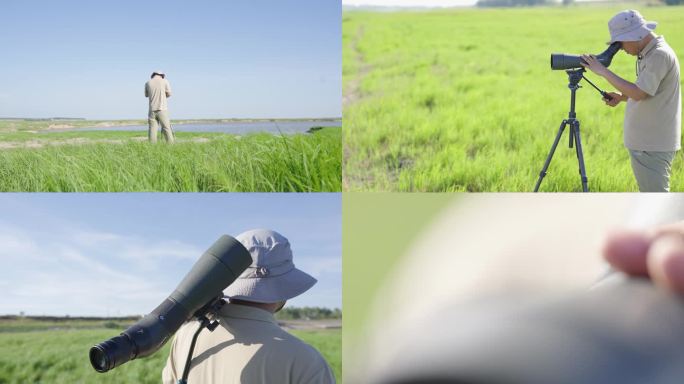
636, 51, 670, 96
165, 80, 172, 96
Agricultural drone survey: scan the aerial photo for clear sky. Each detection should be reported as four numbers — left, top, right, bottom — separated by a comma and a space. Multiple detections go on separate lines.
0, 193, 341, 317
0, 0, 341, 120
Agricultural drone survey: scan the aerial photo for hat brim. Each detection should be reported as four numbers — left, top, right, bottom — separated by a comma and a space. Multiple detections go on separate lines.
224, 267, 317, 303
607, 21, 657, 44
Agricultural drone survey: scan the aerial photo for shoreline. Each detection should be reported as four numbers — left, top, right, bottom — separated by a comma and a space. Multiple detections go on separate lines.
0, 118, 342, 132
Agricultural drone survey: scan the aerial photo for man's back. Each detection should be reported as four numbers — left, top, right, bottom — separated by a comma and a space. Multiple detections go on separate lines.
145, 76, 172, 112
162, 304, 335, 384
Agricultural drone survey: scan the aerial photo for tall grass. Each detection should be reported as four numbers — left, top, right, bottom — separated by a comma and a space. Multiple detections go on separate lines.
0, 327, 341, 383
343, 6, 684, 191
0, 130, 341, 192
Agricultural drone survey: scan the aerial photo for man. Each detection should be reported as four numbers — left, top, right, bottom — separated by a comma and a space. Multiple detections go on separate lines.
581, 10, 681, 192
144, 71, 175, 143
162, 229, 336, 384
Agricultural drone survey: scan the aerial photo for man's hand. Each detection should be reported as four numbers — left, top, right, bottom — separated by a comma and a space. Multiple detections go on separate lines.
603, 92, 624, 107
580, 54, 610, 77
603, 223, 684, 294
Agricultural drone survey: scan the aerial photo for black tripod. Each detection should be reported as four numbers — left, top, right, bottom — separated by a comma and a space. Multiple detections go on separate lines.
534, 69, 611, 192
177, 298, 226, 384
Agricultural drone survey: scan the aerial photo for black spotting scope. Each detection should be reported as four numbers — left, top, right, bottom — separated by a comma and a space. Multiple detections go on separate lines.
89, 235, 252, 373
551, 42, 621, 70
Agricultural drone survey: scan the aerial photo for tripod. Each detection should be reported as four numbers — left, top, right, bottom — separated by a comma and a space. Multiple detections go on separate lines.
534, 69, 589, 192
534, 69, 611, 192
177, 297, 226, 384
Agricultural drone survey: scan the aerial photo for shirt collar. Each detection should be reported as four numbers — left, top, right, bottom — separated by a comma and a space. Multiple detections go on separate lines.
639, 35, 662, 59
219, 303, 279, 325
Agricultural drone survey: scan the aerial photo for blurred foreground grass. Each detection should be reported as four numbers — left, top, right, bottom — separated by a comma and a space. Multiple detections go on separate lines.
342, 192, 454, 380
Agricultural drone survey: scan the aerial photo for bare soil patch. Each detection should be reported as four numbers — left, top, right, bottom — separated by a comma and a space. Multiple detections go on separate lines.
0, 137, 212, 150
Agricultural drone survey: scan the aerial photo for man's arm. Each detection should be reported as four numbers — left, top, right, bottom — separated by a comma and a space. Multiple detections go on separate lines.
165, 80, 172, 98
144, 83, 149, 98
600, 69, 648, 101
581, 54, 649, 101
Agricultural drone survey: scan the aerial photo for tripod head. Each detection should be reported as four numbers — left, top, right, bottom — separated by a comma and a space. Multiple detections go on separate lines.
564, 68, 613, 101
566, 68, 585, 89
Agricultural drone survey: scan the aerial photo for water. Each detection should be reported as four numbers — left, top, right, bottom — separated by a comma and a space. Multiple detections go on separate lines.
50, 120, 341, 135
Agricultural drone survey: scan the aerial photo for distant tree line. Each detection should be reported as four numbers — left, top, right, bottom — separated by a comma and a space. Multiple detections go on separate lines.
0, 117, 85, 121
477, 0, 680, 6
5, 306, 342, 322
275, 307, 342, 321
476, 0, 548, 7
1, 314, 139, 322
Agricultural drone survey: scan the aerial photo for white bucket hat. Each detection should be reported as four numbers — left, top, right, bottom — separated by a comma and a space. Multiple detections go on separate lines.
224, 229, 317, 303
607, 10, 657, 44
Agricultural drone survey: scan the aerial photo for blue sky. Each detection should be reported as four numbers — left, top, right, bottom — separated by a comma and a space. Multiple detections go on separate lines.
0, 0, 341, 119
0, 193, 341, 317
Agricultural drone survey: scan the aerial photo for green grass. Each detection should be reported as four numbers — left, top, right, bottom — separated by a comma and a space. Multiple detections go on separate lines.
0, 128, 341, 192
342, 193, 453, 362
0, 323, 340, 384
291, 329, 342, 381
343, 5, 684, 191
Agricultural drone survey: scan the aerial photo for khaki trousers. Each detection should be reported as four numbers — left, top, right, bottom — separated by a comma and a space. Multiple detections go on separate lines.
148, 110, 174, 143
628, 149, 676, 192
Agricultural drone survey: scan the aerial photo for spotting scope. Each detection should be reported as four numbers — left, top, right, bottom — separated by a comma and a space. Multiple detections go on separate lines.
89, 235, 252, 373
551, 42, 621, 70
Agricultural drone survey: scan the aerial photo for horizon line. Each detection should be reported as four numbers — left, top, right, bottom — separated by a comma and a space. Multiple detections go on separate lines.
1, 306, 343, 318
0, 116, 343, 121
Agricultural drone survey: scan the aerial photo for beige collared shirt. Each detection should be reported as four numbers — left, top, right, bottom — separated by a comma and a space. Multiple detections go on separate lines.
624, 35, 681, 152
162, 304, 336, 384
145, 76, 172, 112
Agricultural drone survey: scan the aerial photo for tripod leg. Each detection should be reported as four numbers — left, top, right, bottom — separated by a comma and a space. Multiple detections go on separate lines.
569, 125, 574, 148
534, 120, 567, 192
572, 121, 589, 192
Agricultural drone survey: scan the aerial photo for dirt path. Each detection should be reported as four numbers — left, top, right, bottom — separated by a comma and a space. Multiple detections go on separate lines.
343, 24, 373, 108
343, 24, 376, 191
0, 137, 212, 150
279, 319, 341, 331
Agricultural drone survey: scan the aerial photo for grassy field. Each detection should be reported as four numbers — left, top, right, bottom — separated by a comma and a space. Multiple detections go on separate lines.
0, 128, 341, 192
343, 5, 684, 191
0, 318, 341, 383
